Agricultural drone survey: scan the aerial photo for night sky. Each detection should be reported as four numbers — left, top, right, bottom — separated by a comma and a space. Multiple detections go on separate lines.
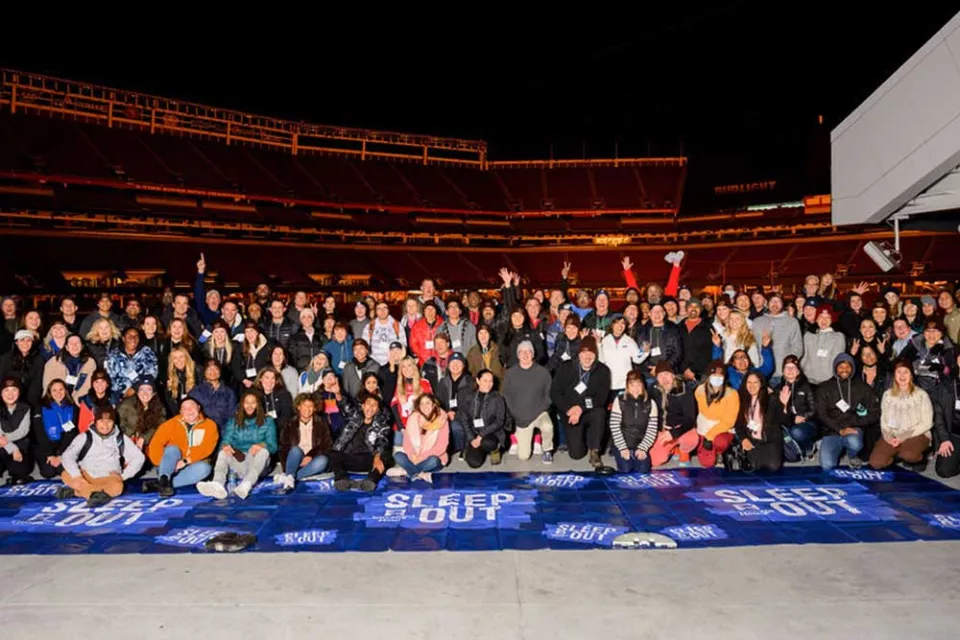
2, 4, 956, 165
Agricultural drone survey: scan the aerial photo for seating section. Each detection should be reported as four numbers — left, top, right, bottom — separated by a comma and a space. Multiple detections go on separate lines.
0, 113, 684, 213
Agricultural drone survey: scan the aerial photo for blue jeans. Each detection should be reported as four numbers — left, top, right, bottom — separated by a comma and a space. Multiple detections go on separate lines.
158, 445, 212, 488
612, 447, 652, 474
283, 446, 329, 480
449, 419, 466, 452
789, 421, 818, 454
819, 429, 863, 470
394, 452, 443, 476
393, 430, 403, 446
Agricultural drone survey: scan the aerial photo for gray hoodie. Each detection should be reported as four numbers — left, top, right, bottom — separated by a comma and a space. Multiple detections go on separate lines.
801, 329, 847, 385
61, 427, 145, 481
753, 312, 803, 377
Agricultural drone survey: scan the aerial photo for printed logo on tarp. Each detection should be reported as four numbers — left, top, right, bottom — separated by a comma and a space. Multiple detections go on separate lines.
685, 484, 900, 522
927, 513, 960, 530
0, 482, 62, 498
156, 526, 247, 549
274, 529, 338, 547
543, 522, 629, 547
0, 495, 212, 534
829, 469, 894, 482
528, 474, 591, 490
252, 478, 338, 495
661, 524, 728, 542
612, 471, 692, 490
355, 490, 538, 530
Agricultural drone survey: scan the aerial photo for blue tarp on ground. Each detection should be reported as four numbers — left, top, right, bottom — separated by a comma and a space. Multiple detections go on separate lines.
1, 467, 959, 553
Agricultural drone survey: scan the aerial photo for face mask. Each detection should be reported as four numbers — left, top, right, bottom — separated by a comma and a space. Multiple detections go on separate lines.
709, 375, 724, 388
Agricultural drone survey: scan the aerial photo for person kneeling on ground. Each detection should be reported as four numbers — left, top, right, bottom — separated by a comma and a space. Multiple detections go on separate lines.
0, 376, 33, 485
390, 393, 449, 482
815, 353, 880, 470
456, 369, 507, 468
198, 390, 278, 500
870, 359, 933, 471
550, 336, 612, 468
276, 394, 333, 492
146, 397, 219, 497
609, 370, 659, 473
733, 371, 784, 471
695, 361, 739, 467
57, 406, 145, 507
502, 340, 555, 463
329, 392, 392, 491
648, 362, 698, 467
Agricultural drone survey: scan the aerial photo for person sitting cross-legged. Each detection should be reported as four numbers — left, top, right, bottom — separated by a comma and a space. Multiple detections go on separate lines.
197, 390, 278, 500
390, 393, 449, 482
146, 397, 219, 497
870, 359, 933, 471
329, 392, 392, 491
57, 406, 145, 507
276, 393, 333, 492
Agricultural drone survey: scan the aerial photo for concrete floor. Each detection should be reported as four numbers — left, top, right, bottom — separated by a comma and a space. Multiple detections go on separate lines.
3, 452, 959, 639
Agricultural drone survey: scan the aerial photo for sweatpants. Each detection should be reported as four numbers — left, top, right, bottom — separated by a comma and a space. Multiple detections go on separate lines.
515, 412, 555, 460
0, 447, 33, 482
697, 432, 733, 468
61, 469, 124, 499
561, 409, 606, 461
212, 448, 271, 486
649, 430, 699, 467
935, 435, 960, 478
465, 434, 501, 469
869, 435, 930, 469
328, 449, 391, 483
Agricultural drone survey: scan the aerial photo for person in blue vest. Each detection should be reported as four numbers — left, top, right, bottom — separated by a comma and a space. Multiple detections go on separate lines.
34, 378, 81, 479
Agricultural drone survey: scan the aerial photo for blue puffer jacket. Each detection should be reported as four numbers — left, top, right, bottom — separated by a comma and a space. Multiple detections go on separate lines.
221, 416, 278, 454
105, 345, 159, 403
189, 381, 238, 429
323, 336, 355, 377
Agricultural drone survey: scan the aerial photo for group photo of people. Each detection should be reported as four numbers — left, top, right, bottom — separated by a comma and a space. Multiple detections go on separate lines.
1, 250, 959, 507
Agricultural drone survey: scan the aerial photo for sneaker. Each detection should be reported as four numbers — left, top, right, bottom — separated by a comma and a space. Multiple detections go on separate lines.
86, 491, 112, 508
849, 457, 863, 470
490, 450, 502, 465
386, 466, 407, 478
508, 443, 518, 456
533, 442, 543, 455
141, 479, 160, 493
55, 486, 76, 500
678, 451, 692, 467
359, 479, 377, 491
417, 472, 433, 484
158, 475, 175, 498
233, 481, 252, 500
906, 459, 928, 473
541, 451, 553, 464
588, 449, 602, 469
197, 481, 228, 500
805, 441, 820, 462
334, 478, 351, 492
282, 474, 296, 490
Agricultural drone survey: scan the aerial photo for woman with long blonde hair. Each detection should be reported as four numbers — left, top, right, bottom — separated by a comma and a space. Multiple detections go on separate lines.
716, 310, 759, 366
85, 317, 121, 366
162, 346, 198, 416
389, 356, 433, 445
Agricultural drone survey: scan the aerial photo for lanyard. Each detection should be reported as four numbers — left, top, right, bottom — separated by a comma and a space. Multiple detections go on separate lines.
835, 376, 852, 404
472, 393, 485, 420
577, 363, 591, 385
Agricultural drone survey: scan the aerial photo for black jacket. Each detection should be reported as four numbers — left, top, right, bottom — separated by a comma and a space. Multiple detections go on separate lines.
436, 372, 476, 413
551, 360, 612, 415
635, 322, 683, 371
814, 375, 880, 434
499, 325, 546, 369
333, 412, 392, 456
455, 387, 507, 444
610, 393, 656, 451
0, 348, 44, 405
261, 317, 296, 350
932, 379, 960, 446
287, 329, 326, 372
679, 319, 713, 378
260, 388, 294, 427
230, 346, 270, 389
778, 378, 817, 422
546, 334, 581, 374
649, 383, 697, 440
899, 337, 956, 393
735, 396, 786, 459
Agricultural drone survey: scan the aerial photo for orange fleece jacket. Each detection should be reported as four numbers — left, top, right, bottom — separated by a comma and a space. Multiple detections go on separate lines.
147, 416, 219, 466
694, 385, 740, 441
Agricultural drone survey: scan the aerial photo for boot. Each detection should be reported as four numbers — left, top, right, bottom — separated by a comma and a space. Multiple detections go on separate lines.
588, 448, 602, 469
86, 491, 112, 508
158, 475, 175, 498
55, 486, 76, 500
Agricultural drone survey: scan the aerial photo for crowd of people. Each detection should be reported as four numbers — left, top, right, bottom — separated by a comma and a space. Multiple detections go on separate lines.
1, 250, 959, 507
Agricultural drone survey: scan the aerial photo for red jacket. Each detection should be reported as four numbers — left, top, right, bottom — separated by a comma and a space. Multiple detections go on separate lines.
409, 318, 441, 366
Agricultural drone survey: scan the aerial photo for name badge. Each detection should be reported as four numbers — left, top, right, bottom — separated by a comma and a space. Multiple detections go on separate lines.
246, 367, 257, 378
955, 399, 960, 411
473, 418, 484, 429
449, 399, 458, 409
357, 368, 364, 378
233, 334, 245, 343
452, 340, 462, 349
125, 369, 139, 381
62, 420, 76, 432
267, 410, 277, 419
651, 347, 662, 357
835, 399, 850, 412
747, 420, 761, 435
403, 400, 413, 413
574, 381, 587, 394
561, 352, 571, 361
817, 348, 828, 358
425, 340, 435, 350
338, 361, 346, 370
65, 374, 78, 386
584, 398, 593, 410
